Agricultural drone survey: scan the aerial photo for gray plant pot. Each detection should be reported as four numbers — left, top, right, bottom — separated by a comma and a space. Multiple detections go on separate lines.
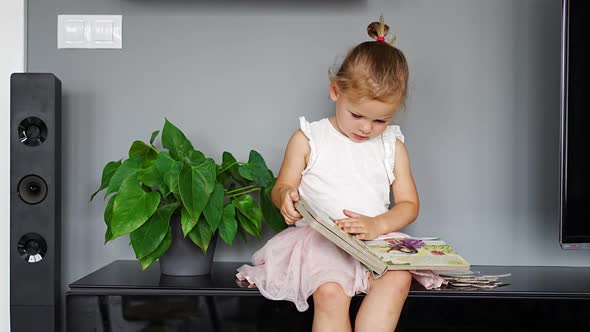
158, 214, 217, 276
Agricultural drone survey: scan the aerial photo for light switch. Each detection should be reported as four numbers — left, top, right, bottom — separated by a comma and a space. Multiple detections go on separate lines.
58, 15, 122, 49
93, 21, 114, 42
63, 20, 85, 44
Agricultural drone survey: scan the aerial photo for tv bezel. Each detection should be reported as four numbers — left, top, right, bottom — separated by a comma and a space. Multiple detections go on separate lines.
559, 0, 590, 249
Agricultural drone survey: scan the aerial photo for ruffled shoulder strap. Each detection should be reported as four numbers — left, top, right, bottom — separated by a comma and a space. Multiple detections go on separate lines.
299, 116, 312, 139
299, 116, 317, 174
382, 125, 405, 184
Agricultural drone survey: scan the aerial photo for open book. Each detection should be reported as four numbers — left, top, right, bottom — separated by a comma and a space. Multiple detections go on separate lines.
294, 198, 470, 278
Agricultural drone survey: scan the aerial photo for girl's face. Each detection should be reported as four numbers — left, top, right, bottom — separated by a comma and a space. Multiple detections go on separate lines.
329, 83, 397, 143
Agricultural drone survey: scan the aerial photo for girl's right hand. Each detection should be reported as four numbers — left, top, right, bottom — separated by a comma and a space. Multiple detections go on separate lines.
280, 189, 302, 225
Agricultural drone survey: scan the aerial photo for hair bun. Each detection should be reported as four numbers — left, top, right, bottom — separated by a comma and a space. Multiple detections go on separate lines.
367, 20, 390, 41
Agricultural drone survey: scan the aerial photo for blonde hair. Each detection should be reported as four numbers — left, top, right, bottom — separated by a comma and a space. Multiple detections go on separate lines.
330, 16, 409, 108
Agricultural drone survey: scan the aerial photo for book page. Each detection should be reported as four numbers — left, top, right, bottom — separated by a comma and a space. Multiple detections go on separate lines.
364, 237, 470, 271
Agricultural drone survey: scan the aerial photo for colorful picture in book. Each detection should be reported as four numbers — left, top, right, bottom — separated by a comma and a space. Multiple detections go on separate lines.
385, 238, 424, 254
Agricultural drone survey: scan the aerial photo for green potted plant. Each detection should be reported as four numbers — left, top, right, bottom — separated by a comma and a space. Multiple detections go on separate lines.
91, 119, 286, 275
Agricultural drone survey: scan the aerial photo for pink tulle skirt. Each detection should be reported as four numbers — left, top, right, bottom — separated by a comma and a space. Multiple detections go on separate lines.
236, 225, 446, 312
236, 225, 369, 312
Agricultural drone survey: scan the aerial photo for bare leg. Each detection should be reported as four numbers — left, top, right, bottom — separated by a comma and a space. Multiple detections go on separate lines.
355, 270, 412, 332
312, 282, 353, 332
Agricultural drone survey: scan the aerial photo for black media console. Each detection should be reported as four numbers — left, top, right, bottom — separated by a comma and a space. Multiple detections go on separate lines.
66, 260, 590, 331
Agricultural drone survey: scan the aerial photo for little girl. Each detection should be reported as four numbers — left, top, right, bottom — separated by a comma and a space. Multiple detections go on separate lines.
238, 17, 442, 332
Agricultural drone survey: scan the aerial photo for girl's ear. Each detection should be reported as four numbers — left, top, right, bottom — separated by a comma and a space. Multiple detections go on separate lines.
329, 81, 340, 102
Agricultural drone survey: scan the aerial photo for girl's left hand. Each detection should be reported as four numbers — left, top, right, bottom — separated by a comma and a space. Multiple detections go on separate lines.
335, 210, 382, 240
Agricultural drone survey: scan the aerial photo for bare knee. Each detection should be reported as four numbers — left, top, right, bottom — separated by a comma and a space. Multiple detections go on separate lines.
313, 282, 351, 312
371, 270, 412, 297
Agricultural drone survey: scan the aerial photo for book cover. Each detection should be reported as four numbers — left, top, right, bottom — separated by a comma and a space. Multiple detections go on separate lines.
294, 197, 470, 278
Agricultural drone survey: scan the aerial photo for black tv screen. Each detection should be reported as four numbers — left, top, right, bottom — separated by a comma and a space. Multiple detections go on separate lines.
560, 0, 590, 248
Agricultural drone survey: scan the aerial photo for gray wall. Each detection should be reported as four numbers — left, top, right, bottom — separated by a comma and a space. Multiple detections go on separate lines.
27, 0, 589, 292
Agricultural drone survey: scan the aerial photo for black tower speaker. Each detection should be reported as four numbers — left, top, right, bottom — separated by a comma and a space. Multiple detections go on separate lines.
10, 73, 62, 332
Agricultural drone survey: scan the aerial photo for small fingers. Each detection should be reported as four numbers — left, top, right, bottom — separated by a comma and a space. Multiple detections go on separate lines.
343, 209, 362, 218
282, 193, 302, 220
343, 226, 365, 234
281, 206, 302, 225
336, 221, 365, 235
284, 207, 301, 221
281, 211, 300, 225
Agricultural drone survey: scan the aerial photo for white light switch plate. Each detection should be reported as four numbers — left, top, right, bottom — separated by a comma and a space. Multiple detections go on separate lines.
58, 15, 122, 49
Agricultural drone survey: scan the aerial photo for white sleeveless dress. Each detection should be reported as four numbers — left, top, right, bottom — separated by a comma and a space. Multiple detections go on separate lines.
237, 117, 443, 312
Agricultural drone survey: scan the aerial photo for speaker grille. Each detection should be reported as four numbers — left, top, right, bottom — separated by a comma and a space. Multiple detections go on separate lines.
17, 174, 48, 205
18, 116, 48, 146
17, 233, 48, 263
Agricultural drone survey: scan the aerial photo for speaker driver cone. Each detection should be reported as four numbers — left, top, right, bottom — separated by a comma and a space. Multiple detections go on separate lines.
18, 116, 47, 146
17, 175, 48, 205
17, 233, 48, 263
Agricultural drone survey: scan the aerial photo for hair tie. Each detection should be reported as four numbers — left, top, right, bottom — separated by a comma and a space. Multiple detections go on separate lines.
377, 36, 385, 42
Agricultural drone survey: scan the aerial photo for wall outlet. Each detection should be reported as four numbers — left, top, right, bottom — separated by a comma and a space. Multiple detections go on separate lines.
58, 15, 122, 49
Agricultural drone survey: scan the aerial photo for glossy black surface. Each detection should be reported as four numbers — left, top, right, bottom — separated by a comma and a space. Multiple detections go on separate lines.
67, 294, 590, 332
67, 261, 590, 331
69, 260, 590, 299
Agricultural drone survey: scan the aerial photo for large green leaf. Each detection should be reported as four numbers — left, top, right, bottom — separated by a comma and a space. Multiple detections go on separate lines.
220, 151, 248, 185
162, 119, 194, 160
238, 150, 274, 187
203, 183, 224, 231
233, 194, 263, 225
218, 203, 238, 246
138, 165, 160, 186
138, 163, 169, 197
188, 214, 213, 253
103, 194, 116, 244
155, 152, 181, 194
261, 186, 286, 232
179, 158, 216, 220
237, 212, 261, 239
139, 227, 172, 270
129, 140, 158, 168
111, 177, 161, 238
130, 203, 179, 259
91, 160, 121, 201
181, 206, 198, 237
233, 195, 262, 239
104, 157, 141, 198
188, 150, 205, 165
